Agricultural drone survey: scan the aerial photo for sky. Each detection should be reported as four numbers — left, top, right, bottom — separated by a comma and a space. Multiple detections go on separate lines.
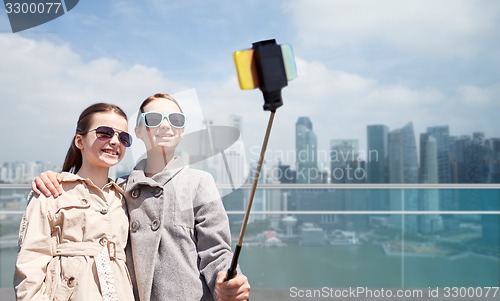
1, 0, 500, 170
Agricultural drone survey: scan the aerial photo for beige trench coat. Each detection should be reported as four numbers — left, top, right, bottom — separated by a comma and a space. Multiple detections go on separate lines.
14, 173, 134, 301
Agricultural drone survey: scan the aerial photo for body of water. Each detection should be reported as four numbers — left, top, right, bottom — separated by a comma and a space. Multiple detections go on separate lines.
238, 243, 499, 289
3, 243, 499, 289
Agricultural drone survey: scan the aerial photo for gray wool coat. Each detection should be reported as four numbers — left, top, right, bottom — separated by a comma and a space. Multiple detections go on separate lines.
120, 157, 235, 301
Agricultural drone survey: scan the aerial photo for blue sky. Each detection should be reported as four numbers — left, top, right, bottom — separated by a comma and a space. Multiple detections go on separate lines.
1, 0, 500, 169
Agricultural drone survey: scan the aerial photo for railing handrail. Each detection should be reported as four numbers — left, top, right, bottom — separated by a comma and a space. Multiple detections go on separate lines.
2, 183, 500, 190
0, 184, 31, 189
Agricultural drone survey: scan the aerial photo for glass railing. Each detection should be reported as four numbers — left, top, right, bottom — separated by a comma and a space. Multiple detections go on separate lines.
1, 184, 499, 300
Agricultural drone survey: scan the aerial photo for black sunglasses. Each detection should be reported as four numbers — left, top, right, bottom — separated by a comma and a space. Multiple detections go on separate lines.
86, 126, 133, 147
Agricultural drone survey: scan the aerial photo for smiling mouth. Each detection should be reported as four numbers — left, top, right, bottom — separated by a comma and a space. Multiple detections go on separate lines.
102, 149, 119, 156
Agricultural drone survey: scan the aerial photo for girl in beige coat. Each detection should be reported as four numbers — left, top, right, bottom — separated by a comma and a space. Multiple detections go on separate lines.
14, 103, 135, 301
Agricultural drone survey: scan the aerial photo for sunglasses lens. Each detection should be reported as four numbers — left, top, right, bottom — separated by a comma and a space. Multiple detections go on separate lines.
95, 126, 114, 140
119, 132, 132, 147
95, 126, 132, 147
144, 112, 163, 127
143, 112, 186, 128
169, 113, 186, 128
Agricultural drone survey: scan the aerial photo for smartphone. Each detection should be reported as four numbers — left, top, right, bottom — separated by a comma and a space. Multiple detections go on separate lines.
233, 44, 297, 90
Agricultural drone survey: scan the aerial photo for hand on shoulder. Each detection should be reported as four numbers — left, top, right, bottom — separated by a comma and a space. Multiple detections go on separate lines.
31, 170, 65, 198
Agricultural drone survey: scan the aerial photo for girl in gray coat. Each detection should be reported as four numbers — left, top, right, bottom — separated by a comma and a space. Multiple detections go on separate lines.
32, 94, 251, 301
125, 93, 250, 301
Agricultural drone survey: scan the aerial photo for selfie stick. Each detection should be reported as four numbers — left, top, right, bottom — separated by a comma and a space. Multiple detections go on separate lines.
225, 39, 296, 281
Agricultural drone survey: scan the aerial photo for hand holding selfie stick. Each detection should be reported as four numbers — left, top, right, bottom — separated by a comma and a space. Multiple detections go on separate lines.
225, 39, 297, 281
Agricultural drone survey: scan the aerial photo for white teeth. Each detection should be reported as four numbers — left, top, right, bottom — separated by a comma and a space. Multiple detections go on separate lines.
103, 149, 118, 155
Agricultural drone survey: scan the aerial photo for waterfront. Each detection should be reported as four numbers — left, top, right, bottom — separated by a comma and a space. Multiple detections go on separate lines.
4, 243, 497, 290
238, 244, 499, 289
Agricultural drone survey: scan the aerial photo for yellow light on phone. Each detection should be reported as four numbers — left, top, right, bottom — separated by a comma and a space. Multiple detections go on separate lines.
233, 44, 296, 90
233, 49, 259, 90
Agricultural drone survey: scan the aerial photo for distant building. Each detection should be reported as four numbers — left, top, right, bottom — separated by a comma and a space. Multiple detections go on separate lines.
426, 126, 451, 183
259, 231, 285, 247
329, 139, 368, 229
486, 138, 500, 183
388, 122, 418, 233
388, 122, 418, 184
330, 139, 362, 183
0, 161, 59, 184
299, 224, 325, 246
419, 133, 443, 233
449, 135, 469, 184
277, 163, 296, 184
246, 160, 270, 222
295, 117, 318, 184
367, 125, 389, 183
366, 125, 390, 211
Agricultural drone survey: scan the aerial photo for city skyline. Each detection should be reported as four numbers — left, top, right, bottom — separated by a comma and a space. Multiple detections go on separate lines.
1, 1, 500, 167
1, 3, 499, 297
3, 116, 500, 185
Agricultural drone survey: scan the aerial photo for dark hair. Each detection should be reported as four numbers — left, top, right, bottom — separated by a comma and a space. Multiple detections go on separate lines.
62, 103, 128, 173
136, 93, 183, 126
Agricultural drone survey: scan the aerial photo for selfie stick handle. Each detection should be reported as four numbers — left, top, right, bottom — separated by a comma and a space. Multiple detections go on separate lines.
226, 39, 293, 281
225, 111, 276, 280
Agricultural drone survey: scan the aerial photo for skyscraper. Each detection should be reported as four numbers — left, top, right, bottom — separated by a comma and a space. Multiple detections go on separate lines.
419, 133, 443, 233
449, 135, 469, 183
419, 134, 438, 184
330, 139, 360, 183
366, 125, 390, 212
426, 126, 451, 183
389, 122, 418, 184
426, 126, 453, 230
367, 125, 389, 184
388, 122, 418, 233
331, 139, 367, 229
295, 117, 318, 184
486, 138, 500, 183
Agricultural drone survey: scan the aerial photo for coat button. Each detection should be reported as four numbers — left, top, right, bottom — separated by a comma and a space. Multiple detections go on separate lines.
67, 277, 75, 288
151, 219, 161, 231
153, 187, 162, 198
131, 188, 141, 198
130, 220, 140, 232
99, 237, 108, 246
100, 208, 108, 215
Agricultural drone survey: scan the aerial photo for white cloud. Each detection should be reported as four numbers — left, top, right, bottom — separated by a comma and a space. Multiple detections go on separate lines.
1, 25, 499, 169
286, 0, 500, 58
0, 34, 185, 163
205, 57, 500, 166
456, 84, 499, 106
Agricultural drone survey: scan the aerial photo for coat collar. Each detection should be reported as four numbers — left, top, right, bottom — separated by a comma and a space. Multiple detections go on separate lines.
61, 172, 124, 194
127, 156, 185, 189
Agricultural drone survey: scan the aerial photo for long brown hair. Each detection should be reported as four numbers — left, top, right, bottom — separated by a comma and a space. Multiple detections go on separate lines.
62, 103, 128, 173
136, 93, 183, 126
